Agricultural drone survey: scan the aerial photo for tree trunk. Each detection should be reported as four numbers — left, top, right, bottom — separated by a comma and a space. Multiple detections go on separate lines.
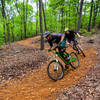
61, 8, 64, 32
20, 16, 23, 40
23, 0, 26, 38
1, 0, 6, 44
77, 0, 84, 32
39, 0, 44, 50
88, 0, 94, 32
6, 22, 10, 44
59, 10, 61, 32
36, 2, 38, 35
12, 18, 14, 42
42, 2, 47, 31
75, 1, 79, 30
92, 1, 99, 28
65, 11, 67, 28
15, 0, 23, 40
26, 0, 29, 36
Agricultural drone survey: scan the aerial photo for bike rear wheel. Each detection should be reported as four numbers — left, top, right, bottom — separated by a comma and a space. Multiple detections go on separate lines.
69, 52, 79, 69
47, 60, 64, 81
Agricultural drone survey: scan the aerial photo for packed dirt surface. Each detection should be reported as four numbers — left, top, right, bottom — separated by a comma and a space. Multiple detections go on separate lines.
57, 33, 100, 100
0, 34, 99, 100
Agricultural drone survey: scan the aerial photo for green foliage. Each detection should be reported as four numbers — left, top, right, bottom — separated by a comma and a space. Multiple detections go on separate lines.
0, 0, 100, 46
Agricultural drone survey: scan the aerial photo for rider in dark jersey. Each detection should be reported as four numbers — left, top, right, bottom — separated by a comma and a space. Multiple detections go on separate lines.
44, 32, 66, 51
64, 28, 82, 45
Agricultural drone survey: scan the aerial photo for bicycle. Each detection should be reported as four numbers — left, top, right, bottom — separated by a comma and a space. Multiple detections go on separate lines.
72, 39, 86, 57
47, 46, 79, 81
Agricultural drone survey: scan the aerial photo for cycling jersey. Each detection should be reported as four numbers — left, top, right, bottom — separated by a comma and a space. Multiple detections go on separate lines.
48, 33, 65, 47
65, 30, 77, 42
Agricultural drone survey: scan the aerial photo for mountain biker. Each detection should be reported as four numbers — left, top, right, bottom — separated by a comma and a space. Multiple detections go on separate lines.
64, 28, 83, 46
44, 31, 66, 52
44, 31, 71, 69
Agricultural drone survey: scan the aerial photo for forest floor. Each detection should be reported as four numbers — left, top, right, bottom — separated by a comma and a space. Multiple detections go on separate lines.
0, 32, 100, 100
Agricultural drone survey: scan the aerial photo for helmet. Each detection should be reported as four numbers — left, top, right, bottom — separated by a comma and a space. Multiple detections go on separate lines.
44, 31, 50, 38
64, 27, 69, 32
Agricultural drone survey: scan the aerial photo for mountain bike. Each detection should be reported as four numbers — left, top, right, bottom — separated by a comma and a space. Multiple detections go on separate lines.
47, 46, 79, 81
72, 39, 86, 57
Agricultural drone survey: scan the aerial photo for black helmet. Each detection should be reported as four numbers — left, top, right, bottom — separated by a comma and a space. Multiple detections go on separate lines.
44, 31, 50, 38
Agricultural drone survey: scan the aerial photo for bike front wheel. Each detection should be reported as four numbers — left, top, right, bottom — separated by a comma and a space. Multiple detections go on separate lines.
47, 60, 64, 81
69, 52, 79, 69
73, 44, 86, 57
77, 45, 86, 57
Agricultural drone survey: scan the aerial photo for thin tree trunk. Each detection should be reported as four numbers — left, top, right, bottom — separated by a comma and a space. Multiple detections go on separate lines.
3, 22, 6, 43
39, 0, 44, 50
26, 0, 29, 36
23, 0, 26, 38
21, 16, 23, 40
1, 0, 6, 44
6, 22, 10, 44
77, 0, 84, 32
92, 1, 99, 28
36, 2, 38, 35
15, 0, 23, 40
75, 1, 78, 30
61, 8, 64, 32
65, 11, 67, 28
12, 18, 14, 42
42, 2, 47, 31
59, 10, 61, 32
88, 0, 94, 32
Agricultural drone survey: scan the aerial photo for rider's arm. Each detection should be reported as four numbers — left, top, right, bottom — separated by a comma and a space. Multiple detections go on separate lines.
59, 35, 65, 45
66, 40, 72, 47
76, 32, 81, 38
48, 41, 53, 51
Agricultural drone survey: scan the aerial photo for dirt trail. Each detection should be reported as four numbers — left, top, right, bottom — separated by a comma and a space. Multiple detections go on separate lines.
0, 36, 98, 100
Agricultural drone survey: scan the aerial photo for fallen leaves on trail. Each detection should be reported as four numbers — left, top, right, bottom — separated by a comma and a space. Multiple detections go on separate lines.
0, 44, 51, 84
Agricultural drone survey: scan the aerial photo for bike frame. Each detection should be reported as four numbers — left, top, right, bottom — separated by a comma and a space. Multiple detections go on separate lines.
54, 50, 76, 64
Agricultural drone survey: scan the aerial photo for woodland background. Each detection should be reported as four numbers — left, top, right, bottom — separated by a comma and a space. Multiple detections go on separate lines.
0, 0, 100, 47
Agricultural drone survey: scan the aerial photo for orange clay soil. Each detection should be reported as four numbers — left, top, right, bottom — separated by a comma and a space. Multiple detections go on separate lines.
0, 36, 97, 100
